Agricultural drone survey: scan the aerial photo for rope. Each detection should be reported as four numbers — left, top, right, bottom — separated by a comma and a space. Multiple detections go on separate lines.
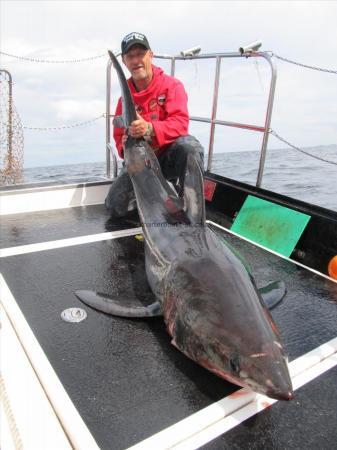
270, 130, 337, 166
2, 49, 337, 73
22, 114, 105, 131
0, 374, 23, 449
271, 53, 337, 74
0, 50, 106, 63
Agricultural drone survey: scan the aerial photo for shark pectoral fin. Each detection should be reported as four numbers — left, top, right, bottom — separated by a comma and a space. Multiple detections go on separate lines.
74, 290, 162, 317
183, 153, 206, 227
212, 228, 252, 273
259, 280, 286, 310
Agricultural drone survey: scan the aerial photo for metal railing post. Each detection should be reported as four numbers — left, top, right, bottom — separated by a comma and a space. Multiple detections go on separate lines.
7, 71, 13, 164
0, 70, 13, 166
106, 52, 121, 179
106, 59, 112, 178
0, 70, 13, 163
256, 54, 277, 187
171, 57, 176, 76
207, 56, 221, 172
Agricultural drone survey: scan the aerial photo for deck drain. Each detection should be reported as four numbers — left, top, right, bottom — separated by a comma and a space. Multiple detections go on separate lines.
61, 308, 87, 323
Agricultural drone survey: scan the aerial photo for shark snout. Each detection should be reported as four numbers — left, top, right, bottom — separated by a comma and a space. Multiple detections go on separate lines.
266, 355, 294, 401
269, 388, 294, 401
243, 347, 294, 401
264, 374, 294, 401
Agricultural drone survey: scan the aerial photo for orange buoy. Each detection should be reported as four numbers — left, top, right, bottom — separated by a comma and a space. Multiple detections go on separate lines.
328, 255, 337, 280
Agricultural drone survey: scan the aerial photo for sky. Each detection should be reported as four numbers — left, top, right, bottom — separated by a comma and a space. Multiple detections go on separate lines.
1, 0, 337, 168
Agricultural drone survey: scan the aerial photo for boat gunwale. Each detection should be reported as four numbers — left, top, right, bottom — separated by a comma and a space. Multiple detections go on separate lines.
1, 172, 336, 221
0, 178, 113, 196
205, 171, 337, 222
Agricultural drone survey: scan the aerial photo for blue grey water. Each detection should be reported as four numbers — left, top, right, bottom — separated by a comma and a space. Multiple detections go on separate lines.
23, 145, 337, 212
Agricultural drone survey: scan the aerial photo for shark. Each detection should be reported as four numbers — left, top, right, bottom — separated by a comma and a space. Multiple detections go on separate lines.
75, 50, 293, 401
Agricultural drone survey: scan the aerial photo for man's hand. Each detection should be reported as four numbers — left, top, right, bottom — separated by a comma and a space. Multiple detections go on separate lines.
128, 113, 149, 138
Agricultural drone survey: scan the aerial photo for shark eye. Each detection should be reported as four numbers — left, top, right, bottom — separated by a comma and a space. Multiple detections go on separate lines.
229, 356, 240, 372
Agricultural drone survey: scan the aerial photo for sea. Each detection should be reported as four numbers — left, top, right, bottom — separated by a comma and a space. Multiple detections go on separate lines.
23, 145, 337, 212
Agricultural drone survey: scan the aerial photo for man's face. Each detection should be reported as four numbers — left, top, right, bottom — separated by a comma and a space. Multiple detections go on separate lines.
122, 45, 153, 81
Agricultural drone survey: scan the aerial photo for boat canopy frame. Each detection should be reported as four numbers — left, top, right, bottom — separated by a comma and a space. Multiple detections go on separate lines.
106, 50, 277, 187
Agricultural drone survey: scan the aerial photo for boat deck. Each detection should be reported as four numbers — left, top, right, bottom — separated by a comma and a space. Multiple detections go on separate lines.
1, 203, 337, 449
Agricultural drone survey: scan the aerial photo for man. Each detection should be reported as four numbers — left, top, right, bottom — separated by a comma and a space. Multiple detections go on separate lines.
105, 32, 204, 218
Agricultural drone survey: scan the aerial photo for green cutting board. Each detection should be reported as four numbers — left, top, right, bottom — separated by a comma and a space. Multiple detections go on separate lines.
231, 195, 311, 257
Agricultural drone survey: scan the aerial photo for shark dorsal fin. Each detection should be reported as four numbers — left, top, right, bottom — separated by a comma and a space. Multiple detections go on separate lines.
183, 153, 206, 227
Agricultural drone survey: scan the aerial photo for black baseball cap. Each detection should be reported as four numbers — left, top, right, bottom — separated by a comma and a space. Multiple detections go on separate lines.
121, 32, 151, 55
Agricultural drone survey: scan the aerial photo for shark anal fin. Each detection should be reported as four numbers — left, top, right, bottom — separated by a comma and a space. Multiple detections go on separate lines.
183, 153, 205, 227
259, 281, 286, 310
75, 290, 162, 317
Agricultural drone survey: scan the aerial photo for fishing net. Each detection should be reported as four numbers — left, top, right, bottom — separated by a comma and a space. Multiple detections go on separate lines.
0, 70, 24, 185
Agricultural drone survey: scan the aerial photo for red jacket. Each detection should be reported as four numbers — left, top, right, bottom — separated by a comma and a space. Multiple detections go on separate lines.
113, 65, 189, 158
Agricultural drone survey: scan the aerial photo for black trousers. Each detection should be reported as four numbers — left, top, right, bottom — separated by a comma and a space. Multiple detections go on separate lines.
105, 135, 204, 218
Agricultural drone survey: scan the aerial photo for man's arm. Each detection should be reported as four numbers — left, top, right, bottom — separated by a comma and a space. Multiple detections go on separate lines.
113, 80, 189, 153
123, 81, 189, 147
151, 82, 189, 148
112, 98, 125, 158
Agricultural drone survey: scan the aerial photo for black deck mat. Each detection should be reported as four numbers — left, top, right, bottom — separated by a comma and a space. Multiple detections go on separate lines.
1, 228, 337, 449
201, 366, 337, 449
0, 204, 140, 249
